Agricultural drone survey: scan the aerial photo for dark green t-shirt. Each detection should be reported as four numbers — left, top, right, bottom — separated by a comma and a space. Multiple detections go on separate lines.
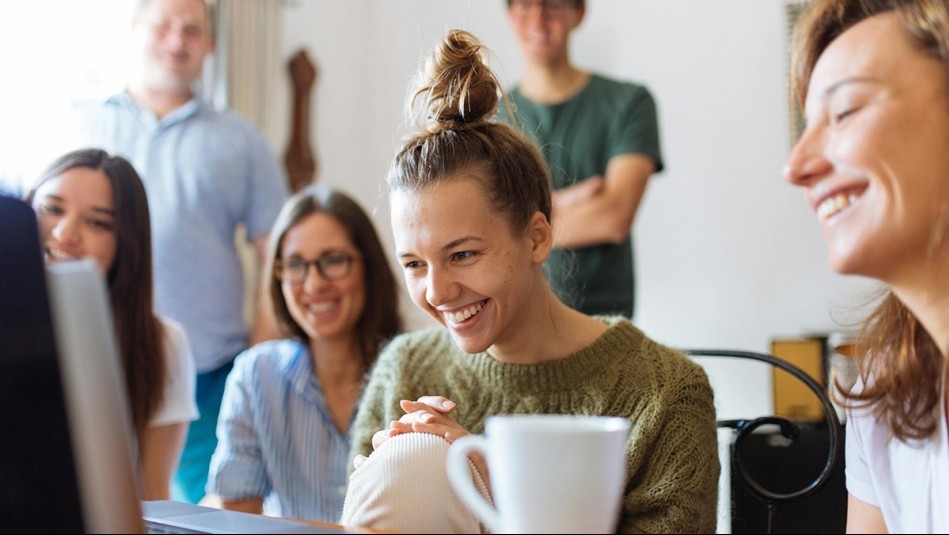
501, 74, 663, 317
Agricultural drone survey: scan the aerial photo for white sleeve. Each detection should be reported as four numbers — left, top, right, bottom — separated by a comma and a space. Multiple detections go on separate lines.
843, 379, 878, 507
149, 317, 200, 427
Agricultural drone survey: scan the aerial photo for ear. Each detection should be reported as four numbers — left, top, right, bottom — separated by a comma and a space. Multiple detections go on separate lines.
526, 211, 553, 266
571, 3, 586, 29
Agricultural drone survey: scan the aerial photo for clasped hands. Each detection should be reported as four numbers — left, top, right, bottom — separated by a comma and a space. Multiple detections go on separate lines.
353, 396, 487, 480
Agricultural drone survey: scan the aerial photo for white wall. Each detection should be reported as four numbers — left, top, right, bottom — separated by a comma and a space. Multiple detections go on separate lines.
274, 0, 877, 419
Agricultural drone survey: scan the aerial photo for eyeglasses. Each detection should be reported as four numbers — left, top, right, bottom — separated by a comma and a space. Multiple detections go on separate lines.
509, 0, 573, 15
275, 252, 360, 284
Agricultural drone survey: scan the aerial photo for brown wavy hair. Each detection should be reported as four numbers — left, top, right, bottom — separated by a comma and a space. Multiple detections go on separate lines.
264, 184, 403, 369
790, 0, 949, 441
388, 29, 551, 238
27, 148, 166, 436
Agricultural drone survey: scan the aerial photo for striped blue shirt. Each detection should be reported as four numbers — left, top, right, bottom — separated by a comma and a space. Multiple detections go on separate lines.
207, 339, 355, 522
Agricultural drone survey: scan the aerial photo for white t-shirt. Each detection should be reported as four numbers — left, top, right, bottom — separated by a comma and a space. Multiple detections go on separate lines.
846, 379, 949, 533
150, 317, 199, 427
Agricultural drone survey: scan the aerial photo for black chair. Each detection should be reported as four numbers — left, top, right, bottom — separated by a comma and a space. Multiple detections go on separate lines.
684, 349, 845, 534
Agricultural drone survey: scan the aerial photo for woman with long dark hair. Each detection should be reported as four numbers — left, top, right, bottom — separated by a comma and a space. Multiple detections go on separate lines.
27, 148, 198, 500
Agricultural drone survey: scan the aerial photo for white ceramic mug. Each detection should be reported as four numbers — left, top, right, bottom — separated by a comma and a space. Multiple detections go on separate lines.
446, 414, 630, 534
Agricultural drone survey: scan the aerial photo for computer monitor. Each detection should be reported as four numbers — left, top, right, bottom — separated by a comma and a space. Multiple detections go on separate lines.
0, 195, 144, 533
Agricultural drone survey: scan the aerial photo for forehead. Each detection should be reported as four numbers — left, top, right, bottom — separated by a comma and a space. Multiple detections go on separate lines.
390, 177, 502, 252
35, 168, 113, 206
806, 13, 930, 109
140, 0, 209, 25
282, 211, 354, 253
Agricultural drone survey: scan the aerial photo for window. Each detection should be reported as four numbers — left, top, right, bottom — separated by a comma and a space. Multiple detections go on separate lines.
0, 0, 133, 194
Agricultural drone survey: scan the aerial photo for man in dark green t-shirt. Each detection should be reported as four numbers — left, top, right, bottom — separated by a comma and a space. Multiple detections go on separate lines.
499, 0, 664, 318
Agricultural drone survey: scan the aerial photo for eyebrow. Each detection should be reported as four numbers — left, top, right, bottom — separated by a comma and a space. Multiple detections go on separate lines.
283, 248, 356, 259
396, 235, 483, 259
821, 76, 878, 99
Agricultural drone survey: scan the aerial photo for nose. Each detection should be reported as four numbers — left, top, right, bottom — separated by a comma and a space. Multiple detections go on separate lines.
163, 24, 186, 49
424, 266, 457, 309
783, 125, 832, 187
301, 263, 330, 291
51, 215, 80, 244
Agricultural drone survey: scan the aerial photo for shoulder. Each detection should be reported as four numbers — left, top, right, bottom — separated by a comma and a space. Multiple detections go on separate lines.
153, 316, 199, 424
188, 102, 276, 153
158, 316, 193, 370
599, 316, 711, 387
197, 103, 265, 136
231, 338, 307, 379
589, 74, 651, 95
587, 74, 656, 107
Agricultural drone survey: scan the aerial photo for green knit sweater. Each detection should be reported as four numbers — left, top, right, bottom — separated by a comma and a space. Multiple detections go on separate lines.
350, 316, 720, 533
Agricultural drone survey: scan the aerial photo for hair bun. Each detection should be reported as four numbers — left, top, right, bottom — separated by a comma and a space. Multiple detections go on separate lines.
410, 29, 501, 133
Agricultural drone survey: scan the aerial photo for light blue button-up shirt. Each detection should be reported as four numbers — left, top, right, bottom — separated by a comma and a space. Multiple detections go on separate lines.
207, 339, 356, 522
75, 92, 288, 372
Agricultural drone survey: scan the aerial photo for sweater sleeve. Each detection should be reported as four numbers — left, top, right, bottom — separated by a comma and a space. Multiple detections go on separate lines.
619, 357, 720, 534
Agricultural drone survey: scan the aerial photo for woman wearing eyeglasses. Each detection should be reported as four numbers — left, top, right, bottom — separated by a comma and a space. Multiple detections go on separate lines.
205, 184, 403, 522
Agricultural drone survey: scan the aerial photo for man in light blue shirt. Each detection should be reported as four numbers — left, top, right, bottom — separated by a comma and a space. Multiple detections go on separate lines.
72, 0, 289, 503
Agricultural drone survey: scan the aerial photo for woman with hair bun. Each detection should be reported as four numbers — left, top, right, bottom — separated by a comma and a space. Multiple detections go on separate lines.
339, 29, 719, 534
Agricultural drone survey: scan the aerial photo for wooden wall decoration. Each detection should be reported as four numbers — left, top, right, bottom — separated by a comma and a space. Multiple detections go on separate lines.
284, 49, 318, 192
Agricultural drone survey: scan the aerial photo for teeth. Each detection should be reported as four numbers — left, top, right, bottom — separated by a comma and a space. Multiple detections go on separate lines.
445, 301, 484, 325
308, 302, 336, 314
817, 192, 859, 222
46, 246, 78, 261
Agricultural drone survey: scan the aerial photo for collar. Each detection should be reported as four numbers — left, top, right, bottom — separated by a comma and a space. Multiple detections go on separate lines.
280, 341, 314, 397
105, 90, 203, 127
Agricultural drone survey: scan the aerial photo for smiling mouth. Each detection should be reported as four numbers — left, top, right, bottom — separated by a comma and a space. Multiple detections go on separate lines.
307, 301, 337, 314
816, 191, 862, 222
45, 246, 79, 262
444, 300, 486, 325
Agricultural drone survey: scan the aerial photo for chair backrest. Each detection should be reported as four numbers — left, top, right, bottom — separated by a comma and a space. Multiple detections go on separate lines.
684, 349, 844, 534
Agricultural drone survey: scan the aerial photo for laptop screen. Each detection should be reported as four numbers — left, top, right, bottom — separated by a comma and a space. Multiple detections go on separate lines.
0, 195, 86, 531
0, 194, 144, 533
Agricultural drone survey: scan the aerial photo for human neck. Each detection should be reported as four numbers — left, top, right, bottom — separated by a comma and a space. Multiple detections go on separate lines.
310, 335, 366, 384
891, 249, 949, 358
127, 83, 194, 120
487, 285, 607, 365
519, 61, 589, 105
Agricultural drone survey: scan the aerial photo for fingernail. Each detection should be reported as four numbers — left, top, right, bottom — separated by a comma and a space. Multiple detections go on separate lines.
442, 400, 455, 409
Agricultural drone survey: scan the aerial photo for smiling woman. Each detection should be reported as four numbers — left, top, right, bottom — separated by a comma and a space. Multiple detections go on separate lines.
785, 0, 949, 532
339, 28, 719, 535
25, 148, 199, 502
204, 183, 403, 523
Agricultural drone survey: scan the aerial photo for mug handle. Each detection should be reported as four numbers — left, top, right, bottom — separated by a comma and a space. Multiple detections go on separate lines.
446, 435, 499, 532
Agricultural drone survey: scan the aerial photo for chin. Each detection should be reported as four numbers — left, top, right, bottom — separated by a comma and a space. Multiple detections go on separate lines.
826, 241, 877, 278
449, 331, 490, 355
